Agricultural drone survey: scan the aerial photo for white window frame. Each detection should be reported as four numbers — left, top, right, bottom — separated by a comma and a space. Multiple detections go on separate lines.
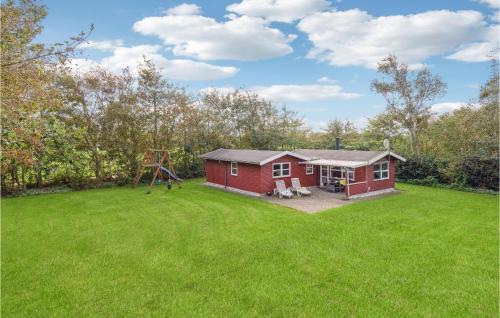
330, 167, 354, 182
305, 164, 314, 175
344, 168, 355, 182
231, 162, 238, 176
373, 160, 389, 181
272, 162, 291, 178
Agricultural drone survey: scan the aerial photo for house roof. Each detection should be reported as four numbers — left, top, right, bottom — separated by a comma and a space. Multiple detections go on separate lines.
294, 149, 406, 166
199, 148, 309, 165
302, 159, 368, 168
200, 148, 406, 167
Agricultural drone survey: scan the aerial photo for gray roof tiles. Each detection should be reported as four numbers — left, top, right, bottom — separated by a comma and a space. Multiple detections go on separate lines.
200, 148, 397, 165
294, 149, 386, 162
199, 148, 285, 165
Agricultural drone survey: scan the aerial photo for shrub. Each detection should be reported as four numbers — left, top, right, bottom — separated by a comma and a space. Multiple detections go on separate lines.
459, 156, 499, 191
396, 155, 448, 183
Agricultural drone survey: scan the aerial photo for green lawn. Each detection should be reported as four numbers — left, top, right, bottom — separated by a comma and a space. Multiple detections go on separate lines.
2, 180, 498, 317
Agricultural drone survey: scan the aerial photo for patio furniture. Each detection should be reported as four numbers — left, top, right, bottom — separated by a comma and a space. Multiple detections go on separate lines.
291, 178, 312, 196
325, 179, 339, 192
338, 179, 346, 192
275, 180, 293, 199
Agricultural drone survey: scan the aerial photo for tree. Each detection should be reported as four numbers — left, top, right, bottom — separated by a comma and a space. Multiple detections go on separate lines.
320, 119, 359, 149
137, 58, 172, 149
0, 0, 90, 192
1, 0, 92, 68
105, 69, 147, 178
421, 58, 499, 159
362, 111, 409, 152
371, 55, 447, 156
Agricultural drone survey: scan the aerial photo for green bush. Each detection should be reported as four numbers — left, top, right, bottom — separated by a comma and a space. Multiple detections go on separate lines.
396, 155, 448, 183
397, 154, 499, 192
459, 156, 499, 191
401, 179, 498, 195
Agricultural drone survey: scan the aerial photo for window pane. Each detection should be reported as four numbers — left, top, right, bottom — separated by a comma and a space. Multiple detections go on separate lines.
374, 171, 381, 179
273, 170, 281, 177
272, 164, 280, 170
282, 169, 290, 176
282, 163, 290, 169
381, 162, 388, 170
306, 165, 313, 174
382, 171, 388, 178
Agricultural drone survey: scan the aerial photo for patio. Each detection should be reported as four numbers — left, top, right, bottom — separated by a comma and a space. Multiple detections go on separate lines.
262, 187, 352, 213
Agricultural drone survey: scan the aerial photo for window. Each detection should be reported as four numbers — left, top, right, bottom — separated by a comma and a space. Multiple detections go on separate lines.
330, 167, 354, 182
272, 163, 291, 178
373, 161, 389, 180
231, 162, 238, 176
305, 164, 314, 175
345, 168, 355, 182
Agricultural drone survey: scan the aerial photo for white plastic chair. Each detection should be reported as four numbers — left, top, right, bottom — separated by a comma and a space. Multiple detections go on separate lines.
291, 178, 312, 196
275, 180, 293, 199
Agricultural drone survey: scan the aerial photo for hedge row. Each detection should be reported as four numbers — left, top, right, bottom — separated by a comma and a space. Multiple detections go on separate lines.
396, 154, 498, 191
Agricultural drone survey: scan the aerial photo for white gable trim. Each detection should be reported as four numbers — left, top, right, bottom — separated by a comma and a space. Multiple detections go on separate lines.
389, 151, 406, 162
259, 151, 310, 165
367, 151, 406, 164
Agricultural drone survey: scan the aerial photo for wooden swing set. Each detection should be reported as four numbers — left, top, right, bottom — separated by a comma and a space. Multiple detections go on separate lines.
133, 149, 183, 192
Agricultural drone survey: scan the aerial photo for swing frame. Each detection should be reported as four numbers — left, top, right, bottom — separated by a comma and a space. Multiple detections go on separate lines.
133, 149, 182, 191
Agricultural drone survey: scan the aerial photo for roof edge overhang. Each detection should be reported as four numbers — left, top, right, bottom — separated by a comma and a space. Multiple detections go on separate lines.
199, 149, 406, 165
300, 159, 368, 168
198, 148, 224, 159
367, 151, 406, 164
259, 151, 310, 165
199, 149, 311, 166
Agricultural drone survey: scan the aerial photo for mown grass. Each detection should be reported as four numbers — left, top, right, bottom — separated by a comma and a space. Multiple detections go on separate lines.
2, 180, 498, 317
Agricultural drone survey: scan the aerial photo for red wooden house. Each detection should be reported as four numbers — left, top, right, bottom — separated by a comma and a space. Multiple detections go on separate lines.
200, 148, 406, 199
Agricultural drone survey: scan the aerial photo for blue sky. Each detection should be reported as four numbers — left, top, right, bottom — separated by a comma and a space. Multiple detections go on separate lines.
39, 0, 498, 130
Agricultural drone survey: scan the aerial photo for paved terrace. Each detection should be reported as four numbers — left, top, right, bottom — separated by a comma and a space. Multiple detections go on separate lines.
262, 187, 353, 213
203, 183, 399, 213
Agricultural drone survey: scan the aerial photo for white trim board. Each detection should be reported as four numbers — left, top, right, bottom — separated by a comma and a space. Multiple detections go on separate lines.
368, 151, 406, 164
349, 188, 397, 199
260, 151, 309, 165
203, 182, 263, 197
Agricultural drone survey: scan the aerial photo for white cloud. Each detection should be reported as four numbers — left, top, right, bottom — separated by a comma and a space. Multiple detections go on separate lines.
474, 0, 500, 8
164, 3, 201, 15
65, 58, 101, 74
252, 84, 360, 102
304, 118, 328, 132
298, 9, 494, 68
446, 25, 499, 62
200, 86, 237, 95
300, 107, 329, 113
317, 76, 337, 84
352, 117, 369, 129
226, 0, 330, 23
67, 45, 239, 81
80, 40, 124, 51
201, 83, 360, 102
133, 7, 295, 61
492, 11, 500, 22
430, 102, 479, 113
